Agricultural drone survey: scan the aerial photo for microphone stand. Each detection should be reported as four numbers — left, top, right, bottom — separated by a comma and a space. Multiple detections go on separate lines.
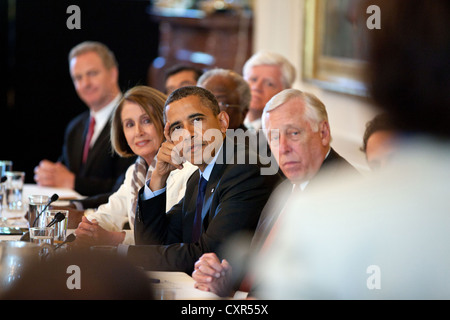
31, 194, 59, 227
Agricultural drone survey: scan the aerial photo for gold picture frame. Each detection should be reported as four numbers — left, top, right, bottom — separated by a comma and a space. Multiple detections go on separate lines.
303, 0, 369, 97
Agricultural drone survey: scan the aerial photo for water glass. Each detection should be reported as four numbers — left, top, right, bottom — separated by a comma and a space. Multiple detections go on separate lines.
45, 209, 69, 244
28, 195, 50, 227
0, 183, 5, 224
29, 227, 54, 246
5, 171, 25, 211
0, 160, 13, 179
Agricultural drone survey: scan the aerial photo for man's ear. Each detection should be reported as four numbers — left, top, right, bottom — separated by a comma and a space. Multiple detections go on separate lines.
217, 111, 230, 133
319, 121, 331, 146
109, 66, 119, 84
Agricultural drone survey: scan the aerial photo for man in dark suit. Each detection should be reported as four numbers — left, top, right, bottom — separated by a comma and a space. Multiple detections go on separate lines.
34, 41, 135, 196
192, 88, 359, 297
123, 86, 281, 274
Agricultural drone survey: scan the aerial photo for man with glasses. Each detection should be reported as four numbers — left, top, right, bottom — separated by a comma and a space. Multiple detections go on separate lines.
197, 68, 250, 131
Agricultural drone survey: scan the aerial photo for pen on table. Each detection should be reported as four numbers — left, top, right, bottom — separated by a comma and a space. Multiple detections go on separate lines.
149, 278, 160, 284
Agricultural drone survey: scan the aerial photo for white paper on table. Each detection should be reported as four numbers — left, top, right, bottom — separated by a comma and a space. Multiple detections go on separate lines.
147, 271, 220, 300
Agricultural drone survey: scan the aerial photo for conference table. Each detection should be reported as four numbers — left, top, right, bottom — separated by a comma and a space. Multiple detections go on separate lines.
0, 184, 225, 300
1, 184, 82, 228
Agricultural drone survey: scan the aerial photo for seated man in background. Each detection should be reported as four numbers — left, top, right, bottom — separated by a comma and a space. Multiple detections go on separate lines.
34, 41, 135, 197
164, 64, 204, 95
197, 68, 251, 131
197, 68, 278, 170
123, 86, 281, 274
192, 89, 359, 297
361, 113, 397, 170
242, 51, 296, 131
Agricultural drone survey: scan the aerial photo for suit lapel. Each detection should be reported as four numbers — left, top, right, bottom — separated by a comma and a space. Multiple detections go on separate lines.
183, 170, 199, 242
201, 178, 217, 222
74, 112, 91, 174
201, 139, 231, 225
83, 118, 111, 171
251, 179, 292, 249
184, 139, 235, 237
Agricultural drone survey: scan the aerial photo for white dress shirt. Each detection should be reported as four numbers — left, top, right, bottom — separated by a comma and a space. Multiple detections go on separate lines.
85, 158, 197, 244
88, 94, 121, 147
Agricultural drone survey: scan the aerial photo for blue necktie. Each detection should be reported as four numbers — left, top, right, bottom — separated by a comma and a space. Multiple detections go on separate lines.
192, 175, 208, 243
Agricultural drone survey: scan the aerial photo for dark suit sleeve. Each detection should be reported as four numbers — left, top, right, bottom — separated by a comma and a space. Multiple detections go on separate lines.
134, 189, 185, 245
73, 159, 132, 196
128, 163, 279, 274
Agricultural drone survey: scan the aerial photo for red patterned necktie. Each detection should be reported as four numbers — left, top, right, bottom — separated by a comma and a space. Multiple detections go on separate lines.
82, 116, 95, 164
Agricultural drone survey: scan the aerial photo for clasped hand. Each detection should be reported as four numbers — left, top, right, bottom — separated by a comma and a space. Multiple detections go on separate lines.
192, 253, 233, 297
74, 216, 125, 247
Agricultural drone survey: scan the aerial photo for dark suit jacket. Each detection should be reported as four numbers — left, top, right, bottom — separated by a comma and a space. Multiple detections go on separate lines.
128, 138, 282, 274
251, 148, 359, 250
59, 110, 135, 197
237, 148, 360, 294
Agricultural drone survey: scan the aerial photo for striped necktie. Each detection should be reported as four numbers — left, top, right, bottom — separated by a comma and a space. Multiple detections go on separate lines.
130, 157, 152, 225
82, 116, 96, 164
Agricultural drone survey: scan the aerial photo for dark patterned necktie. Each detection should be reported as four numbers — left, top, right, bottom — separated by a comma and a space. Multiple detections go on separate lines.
192, 175, 208, 243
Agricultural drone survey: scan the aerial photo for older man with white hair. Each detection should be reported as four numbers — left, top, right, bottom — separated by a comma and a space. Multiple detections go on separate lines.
242, 51, 296, 131
192, 89, 358, 297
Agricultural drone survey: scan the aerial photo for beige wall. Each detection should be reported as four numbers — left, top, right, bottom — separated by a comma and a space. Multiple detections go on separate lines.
252, 0, 380, 172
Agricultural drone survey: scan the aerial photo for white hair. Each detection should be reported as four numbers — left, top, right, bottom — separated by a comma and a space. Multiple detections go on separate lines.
242, 51, 296, 89
262, 89, 329, 133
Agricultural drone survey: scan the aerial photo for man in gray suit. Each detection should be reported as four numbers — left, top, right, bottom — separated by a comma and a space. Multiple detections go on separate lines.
192, 88, 358, 297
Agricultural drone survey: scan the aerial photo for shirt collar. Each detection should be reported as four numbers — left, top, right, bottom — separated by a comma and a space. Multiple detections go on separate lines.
90, 93, 121, 124
244, 117, 262, 131
199, 144, 223, 182
294, 147, 331, 191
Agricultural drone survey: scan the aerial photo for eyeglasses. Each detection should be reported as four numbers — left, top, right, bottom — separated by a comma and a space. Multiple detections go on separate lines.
218, 102, 241, 110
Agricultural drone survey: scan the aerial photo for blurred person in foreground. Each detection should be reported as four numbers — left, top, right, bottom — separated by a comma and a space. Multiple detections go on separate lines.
34, 41, 135, 197
242, 51, 296, 131
192, 89, 359, 298
254, 0, 450, 299
73, 86, 196, 246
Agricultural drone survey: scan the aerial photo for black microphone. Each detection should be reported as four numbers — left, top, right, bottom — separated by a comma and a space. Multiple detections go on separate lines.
21, 195, 61, 241
46, 212, 66, 228
21, 212, 64, 242
1, 176, 6, 183
31, 193, 59, 227
54, 233, 76, 251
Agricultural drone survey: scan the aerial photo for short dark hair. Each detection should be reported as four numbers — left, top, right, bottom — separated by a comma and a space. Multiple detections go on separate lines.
164, 86, 220, 122
361, 113, 395, 153
164, 64, 204, 82
367, 0, 450, 138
